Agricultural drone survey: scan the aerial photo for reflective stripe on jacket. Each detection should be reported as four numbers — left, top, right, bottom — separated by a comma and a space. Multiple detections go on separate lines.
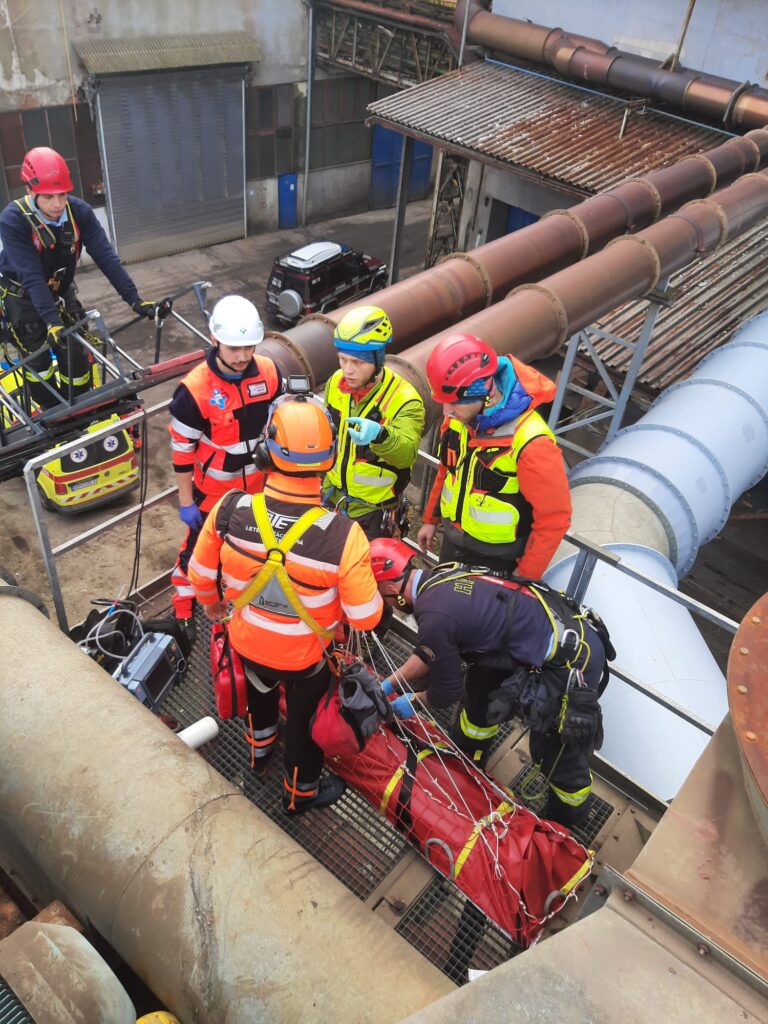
169, 351, 281, 512
187, 474, 383, 671
324, 365, 424, 515
437, 408, 555, 545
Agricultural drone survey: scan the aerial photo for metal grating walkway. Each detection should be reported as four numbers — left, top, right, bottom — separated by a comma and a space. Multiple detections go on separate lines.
0, 977, 33, 1024
508, 762, 614, 848
396, 878, 520, 985
158, 610, 600, 984
161, 614, 409, 901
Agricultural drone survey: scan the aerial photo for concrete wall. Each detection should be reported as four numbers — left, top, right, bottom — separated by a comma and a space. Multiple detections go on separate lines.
0, 0, 307, 111
494, 0, 768, 86
306, 162, 372, 222
246, 163, 371, 233
459, 162, 581, 250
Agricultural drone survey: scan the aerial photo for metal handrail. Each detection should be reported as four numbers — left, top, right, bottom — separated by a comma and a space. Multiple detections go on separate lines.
21, 423, 738, 741
410, 443, 736, 738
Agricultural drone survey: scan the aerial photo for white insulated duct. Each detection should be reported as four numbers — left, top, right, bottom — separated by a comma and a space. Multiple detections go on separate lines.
546, 313, 768, 799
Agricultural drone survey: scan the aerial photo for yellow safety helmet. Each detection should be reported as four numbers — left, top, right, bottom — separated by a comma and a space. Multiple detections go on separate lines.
136, 1013, 182, 1024
333, 305, 392, 369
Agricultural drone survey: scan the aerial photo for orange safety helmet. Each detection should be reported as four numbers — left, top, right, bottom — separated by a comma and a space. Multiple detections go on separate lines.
262, 395, 336, 474
369, 537, 417, 584
21, 147, 74, 194
426, 333, 498, 403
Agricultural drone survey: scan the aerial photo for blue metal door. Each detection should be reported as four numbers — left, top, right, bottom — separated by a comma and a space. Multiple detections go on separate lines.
369, 126, 433, 208
506, 205, 539, 233
278, 173, 298, 229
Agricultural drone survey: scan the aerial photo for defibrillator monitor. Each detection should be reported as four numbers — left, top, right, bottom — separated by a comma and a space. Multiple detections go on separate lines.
285, 374, 312, 396
113, 632, 185, 711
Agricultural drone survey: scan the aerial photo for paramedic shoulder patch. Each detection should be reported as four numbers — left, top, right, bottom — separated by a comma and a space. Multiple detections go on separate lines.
247, 381, 268, 398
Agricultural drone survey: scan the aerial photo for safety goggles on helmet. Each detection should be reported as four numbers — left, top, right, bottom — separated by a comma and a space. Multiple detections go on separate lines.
441, 375, 494, 404
426, 333, 499, 404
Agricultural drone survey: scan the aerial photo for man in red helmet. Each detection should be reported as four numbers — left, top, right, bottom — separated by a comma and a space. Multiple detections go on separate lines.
417, 333, 571, 580
0, 146, 167, 408
367, 537, 613, 828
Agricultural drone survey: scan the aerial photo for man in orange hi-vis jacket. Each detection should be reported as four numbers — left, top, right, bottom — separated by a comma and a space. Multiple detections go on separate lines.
188, 389, 383, 814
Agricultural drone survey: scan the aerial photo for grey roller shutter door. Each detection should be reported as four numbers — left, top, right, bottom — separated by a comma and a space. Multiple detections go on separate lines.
96, 67, 245, 263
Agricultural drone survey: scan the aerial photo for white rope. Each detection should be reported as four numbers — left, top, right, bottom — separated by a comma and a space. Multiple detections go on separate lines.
344, 628, 592, 926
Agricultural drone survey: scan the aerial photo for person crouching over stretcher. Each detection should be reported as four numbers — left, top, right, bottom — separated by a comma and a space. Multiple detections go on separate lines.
368, 539, 615, 828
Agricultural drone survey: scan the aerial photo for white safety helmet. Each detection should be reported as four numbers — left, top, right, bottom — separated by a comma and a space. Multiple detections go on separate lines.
209, 295, 265, 347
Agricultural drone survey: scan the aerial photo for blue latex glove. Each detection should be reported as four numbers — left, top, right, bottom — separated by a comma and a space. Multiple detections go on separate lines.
380, 678, 394, 696
391, 693, 417, 719
179, 502, 203, 530
346, 416, 382, 446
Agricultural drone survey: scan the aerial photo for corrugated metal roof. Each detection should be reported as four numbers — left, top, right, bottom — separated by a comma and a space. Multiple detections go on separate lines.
76, 32, 263, 74
367, 60, 729, 194
592, 221, 768, 390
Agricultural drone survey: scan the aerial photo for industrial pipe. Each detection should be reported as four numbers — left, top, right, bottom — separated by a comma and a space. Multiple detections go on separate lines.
455, 1, 768, 131
0, 923, 137, 1024
544, 316, 768, 798
258, 130, 768, 395
0, 594, 453, 1024
397, 168, 768, 380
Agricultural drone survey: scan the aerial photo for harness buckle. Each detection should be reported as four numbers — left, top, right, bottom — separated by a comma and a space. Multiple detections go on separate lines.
267, 548, 286, 565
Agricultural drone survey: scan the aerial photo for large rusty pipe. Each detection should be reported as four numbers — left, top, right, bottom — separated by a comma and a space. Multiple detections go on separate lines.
398, 171, 768, 383
263, 130, 768, 390
0, 594, 453, 1024
460, 6, 768, 131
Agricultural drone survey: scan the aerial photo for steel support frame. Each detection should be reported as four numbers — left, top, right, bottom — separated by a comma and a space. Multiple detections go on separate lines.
425, 152, 468, 268
314, 5, 455, 87
389, 134, 414, 285
549, 278, 672, 453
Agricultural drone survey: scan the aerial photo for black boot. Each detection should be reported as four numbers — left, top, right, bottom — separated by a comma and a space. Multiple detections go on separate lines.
282, 774, 346, 814
543, 792, 594, 828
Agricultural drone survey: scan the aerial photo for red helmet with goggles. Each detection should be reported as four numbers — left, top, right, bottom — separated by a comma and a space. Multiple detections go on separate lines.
426, 333, 498, 404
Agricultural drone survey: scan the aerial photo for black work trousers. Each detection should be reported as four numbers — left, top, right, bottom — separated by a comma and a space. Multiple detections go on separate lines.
455, 626, 606, 826
243, 658, 331, 809
439, 525, 524, 576
3, 284, 92, 409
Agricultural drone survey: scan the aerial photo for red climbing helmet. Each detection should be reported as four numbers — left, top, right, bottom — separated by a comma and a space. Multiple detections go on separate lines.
426, 333, 498, 403
369, 537, 417, 584
21, 147, 73, 194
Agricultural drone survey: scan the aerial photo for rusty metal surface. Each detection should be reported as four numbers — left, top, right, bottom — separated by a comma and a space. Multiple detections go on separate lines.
367, 62, 728, 196
727, 593, 768, 841
592, 220, 768, 390
626, 715, 768, 981
463, 9, 768, 132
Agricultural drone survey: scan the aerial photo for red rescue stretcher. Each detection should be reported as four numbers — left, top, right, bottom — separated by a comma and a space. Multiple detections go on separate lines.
319, 712, 592, 947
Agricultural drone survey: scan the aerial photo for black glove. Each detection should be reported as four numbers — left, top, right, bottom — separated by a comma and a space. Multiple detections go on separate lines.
339, 660, 393, 739
132, 297, 173, 320
486, 664, 531, 725
560, 686, 601, 746
521, 670, 562, 734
